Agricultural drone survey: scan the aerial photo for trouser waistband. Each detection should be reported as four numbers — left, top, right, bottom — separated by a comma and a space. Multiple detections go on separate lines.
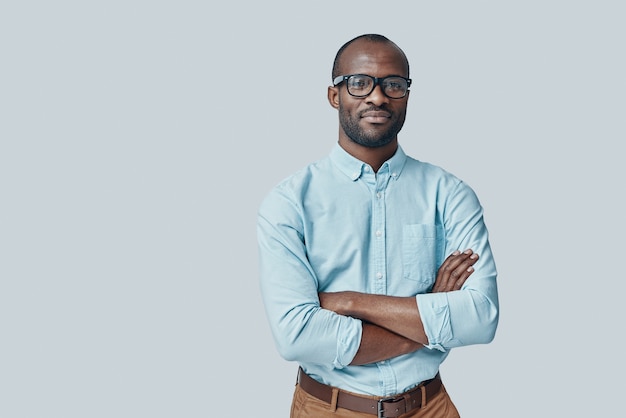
297, 368, 443, 417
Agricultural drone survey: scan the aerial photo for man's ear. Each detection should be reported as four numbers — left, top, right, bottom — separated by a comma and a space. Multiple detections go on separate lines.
327, 86, 340, 109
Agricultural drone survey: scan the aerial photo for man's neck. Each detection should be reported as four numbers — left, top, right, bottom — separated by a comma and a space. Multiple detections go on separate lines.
338, 137, 398, 173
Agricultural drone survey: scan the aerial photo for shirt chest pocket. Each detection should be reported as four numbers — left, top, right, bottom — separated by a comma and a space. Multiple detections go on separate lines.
402, 224, 441, 287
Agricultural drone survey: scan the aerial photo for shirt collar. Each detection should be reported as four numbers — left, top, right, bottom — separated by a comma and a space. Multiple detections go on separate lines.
329, 142, 408, 181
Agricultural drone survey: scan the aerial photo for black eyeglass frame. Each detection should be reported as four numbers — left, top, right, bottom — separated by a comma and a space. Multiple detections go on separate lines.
332, 74, 412, 99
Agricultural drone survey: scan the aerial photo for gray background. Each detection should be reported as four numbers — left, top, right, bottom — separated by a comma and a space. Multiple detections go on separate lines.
1, 1, 624, 417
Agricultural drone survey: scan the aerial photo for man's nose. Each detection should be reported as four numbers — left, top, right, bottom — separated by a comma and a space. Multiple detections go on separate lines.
365, 83, 389, 106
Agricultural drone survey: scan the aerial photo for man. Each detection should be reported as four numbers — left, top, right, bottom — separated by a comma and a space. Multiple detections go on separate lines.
258, 34, 499, 417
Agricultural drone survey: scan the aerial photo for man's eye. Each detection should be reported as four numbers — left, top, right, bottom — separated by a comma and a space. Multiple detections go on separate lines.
350, 80, 368, 89
385, 80, 404, 90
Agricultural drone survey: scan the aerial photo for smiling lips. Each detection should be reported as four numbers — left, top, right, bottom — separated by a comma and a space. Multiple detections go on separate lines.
360, 110, 391, 124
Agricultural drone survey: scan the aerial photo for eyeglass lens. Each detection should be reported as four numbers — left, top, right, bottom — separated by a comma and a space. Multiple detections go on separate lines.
346, 75, 408, 98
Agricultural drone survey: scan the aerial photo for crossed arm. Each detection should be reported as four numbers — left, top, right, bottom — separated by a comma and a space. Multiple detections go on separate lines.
319, 250, 479, 365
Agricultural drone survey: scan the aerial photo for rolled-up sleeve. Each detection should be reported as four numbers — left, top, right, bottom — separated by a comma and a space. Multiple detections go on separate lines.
257, 185, 362, 368
417, 180, 499, 351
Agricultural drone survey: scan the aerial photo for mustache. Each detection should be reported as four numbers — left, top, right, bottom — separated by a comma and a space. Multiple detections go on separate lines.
358, 106, 392, 117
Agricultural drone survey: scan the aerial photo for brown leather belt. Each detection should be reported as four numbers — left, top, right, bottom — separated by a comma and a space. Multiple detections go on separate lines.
297, 368, 442, 417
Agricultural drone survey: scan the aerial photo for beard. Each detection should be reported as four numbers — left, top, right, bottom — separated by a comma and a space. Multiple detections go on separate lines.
339, 105, 406, 148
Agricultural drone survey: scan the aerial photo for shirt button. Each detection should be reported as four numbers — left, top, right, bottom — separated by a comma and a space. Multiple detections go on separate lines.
376, 192, 382, 199
364, 166, 371, 172
376, 272, 383, 279
391, 172, 397, 177
376, 230, 382, 237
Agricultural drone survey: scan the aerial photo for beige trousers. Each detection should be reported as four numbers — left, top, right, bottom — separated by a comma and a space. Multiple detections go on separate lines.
290, 383, 461, 418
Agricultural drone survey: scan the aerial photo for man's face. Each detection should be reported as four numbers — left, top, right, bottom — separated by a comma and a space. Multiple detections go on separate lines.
330, 41, 409, 148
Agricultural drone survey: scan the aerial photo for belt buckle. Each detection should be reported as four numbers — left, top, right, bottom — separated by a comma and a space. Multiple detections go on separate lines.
377, 397, 400, 418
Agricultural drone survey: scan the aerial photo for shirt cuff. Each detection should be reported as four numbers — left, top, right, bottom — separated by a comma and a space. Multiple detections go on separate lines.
333, 317, 362, 369
416, 293, 452, 352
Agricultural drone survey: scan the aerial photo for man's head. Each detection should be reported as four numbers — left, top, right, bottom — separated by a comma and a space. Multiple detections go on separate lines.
328, 34, 410, 149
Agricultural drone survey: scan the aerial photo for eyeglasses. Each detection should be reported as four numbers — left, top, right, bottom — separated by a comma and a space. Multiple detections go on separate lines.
333, 74, 411, 99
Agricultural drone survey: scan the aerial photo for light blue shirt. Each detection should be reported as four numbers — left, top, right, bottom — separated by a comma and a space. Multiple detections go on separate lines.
258, 144, 499, 396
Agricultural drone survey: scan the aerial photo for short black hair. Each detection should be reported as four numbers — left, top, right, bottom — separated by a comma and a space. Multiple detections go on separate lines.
331, 34, 409, 80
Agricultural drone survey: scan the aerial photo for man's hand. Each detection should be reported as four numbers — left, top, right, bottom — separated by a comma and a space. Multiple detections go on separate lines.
431, 249, 478, 293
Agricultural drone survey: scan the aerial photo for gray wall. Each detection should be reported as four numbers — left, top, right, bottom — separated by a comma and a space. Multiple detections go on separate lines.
2, 1, 624, 417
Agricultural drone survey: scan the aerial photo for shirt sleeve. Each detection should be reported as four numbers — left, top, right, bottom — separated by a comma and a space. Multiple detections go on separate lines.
416, 180, 499, 351
257, 184, 362, 368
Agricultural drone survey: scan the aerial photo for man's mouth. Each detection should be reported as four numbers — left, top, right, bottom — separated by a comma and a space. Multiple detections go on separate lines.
360, 110, 391, 124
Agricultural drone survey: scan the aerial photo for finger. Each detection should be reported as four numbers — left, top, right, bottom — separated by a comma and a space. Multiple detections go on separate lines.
433, 251, 479, 292
432, 252, 465, 292
432, 249, 477, 292
440, 249, 475, 272
451, 265, 475, 291
448, 253, 479, 291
